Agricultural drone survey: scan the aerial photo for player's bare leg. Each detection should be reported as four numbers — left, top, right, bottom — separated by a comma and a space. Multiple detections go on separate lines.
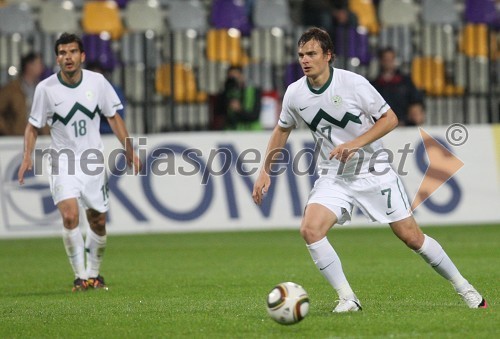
301, 203, 361, 312
85, 208, 108, 290
58, 198, 87, 291
390, 216, 487, 308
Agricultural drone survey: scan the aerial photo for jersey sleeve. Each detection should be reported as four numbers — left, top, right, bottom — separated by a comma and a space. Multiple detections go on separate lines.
28, 85, 49, 128
99, 77, 123, 118
355, 77, 391, 120
277, 86, 299, 128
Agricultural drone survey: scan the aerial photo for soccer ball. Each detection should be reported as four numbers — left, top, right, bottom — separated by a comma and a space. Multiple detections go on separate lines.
266, 282, 309, 325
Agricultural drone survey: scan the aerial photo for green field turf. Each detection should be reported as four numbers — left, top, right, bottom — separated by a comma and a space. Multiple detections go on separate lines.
0, 224, 498, 338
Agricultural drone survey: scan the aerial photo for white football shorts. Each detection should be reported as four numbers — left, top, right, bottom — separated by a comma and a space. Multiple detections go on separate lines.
307, 168, 412, 225
48, 159, 110, 212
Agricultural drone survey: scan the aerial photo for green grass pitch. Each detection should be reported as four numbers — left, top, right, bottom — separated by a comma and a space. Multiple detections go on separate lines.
0, 225, 498, 338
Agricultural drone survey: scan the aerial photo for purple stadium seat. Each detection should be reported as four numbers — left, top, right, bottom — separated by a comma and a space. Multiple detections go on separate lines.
284, 62, 303, 88
464, 0, 499, 25
82, 34, 119, 71
115, 0, 130, 9
335, 27, 371, 65
211, 0, 252, 36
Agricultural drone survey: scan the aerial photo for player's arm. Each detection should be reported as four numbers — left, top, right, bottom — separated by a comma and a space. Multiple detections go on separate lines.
252, 125, 293, 205
18, 123, 39, 185
107, 114, 142, 174
330, 108, 398, 163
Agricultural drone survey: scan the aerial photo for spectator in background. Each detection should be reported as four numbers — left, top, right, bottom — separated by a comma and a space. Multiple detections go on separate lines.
86, 61, 126, 134
371, 47, 426, 126
0, 52, 46, 136
222, 66, 261, 130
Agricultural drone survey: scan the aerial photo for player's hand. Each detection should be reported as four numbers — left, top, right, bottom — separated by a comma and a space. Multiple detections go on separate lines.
329, 142, 359, 163
252, 171, 271, 205
126, 151, 142, 175
18, 156, 33, 185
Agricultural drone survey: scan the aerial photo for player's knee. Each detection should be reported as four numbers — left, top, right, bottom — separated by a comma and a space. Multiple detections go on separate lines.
88, 213, 106, 234
300, 223, 324, 244
400, 232, 424, 250
61, 211, 78, 228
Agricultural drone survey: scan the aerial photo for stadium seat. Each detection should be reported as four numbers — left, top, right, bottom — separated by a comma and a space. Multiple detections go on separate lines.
377, 0, 419, 70
171, 30, 199, 65
167, 0, 207, 32
421, 25, 456, 62
460, 23, 490, 58
82, 1, 124, 40
378, 0, 419, 26
420, 0, 460, 61
411, 56, 446, 96
156, 63, 203, 103
284, 61, 303, 88
378, 26, 413, 66
39, 1, 79, 34
349, 0, 380, 35
0, 4, 34, 34
249, 28, 286, 66
253, 0, 291, 29
211, 0, 252, 36
335, 26, 371, 65
124, 1, 164, 33
115, 0, 130, 9
421, 0, 460, 25
207, 28, 249, 66
82, 34, 119, 71
464, 0, 499, 25
121, 0, 164, 74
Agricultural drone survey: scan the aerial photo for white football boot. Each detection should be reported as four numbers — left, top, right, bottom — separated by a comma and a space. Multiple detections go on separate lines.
333, 295, 362, 313
459, 285, 488, 309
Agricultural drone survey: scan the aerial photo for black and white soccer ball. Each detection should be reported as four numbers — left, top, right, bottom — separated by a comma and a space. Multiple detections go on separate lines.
266, 282, 310, 325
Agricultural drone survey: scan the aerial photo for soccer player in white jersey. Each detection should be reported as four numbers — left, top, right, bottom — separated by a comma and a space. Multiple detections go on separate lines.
18, 33, 142, 292
252, 27, 487, 311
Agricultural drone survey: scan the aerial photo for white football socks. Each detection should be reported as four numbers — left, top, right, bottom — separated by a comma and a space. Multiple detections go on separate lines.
85, 229, 107, 278
307, 237, 355, 300
62, 227, 87, 280
416, 234, 470, 293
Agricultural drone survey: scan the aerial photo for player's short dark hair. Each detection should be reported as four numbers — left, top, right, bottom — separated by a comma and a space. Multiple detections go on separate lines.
20, 51, 41, 74
298, 27, 335, 64
54, 33, 84, 56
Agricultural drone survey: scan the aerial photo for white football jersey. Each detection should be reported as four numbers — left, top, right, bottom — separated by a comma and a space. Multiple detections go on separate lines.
29, 70, 122, 159
279, 67, 391, 177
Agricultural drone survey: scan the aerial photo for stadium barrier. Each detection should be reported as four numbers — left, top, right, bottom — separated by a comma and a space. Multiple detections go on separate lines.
1, 124, 499, 238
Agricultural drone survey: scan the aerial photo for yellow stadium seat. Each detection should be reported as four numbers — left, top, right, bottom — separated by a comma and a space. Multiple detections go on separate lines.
460, 23, 492, 58
206, 29, 220, 62
155, 63, 203, 103
206, 28, 248, 66
476, 24, 488, 57
460, 24, 476, 57
412, 57, 446, 96
82, 1, 124, 40
349, 0, 379, 34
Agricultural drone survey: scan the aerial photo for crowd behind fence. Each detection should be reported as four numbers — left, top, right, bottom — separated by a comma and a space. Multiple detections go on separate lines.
0, 0, 498, 134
